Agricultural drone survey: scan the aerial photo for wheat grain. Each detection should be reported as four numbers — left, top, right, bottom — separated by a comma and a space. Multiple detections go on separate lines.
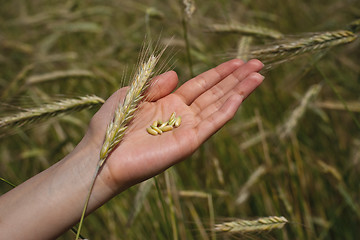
146, 112, 180, 135
174, 116, 182, 127
214, 216, 288, 233
169, 112, 176, 123
0, 95, 104, 128
159, 125, 173, 132
151, 125, 163, 134
147, 127, 158, 135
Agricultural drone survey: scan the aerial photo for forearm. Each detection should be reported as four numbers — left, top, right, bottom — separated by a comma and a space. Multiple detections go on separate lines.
0, 137, 115, 239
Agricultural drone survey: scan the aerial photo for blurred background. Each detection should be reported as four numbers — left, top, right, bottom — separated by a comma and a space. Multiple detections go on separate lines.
0, 0, 359, 239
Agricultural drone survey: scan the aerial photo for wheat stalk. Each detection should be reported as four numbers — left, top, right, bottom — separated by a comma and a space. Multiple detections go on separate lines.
250, 30, 357, 63
75, 50, 163, 240
214, 216, 288, 233
0, 95, 104, 129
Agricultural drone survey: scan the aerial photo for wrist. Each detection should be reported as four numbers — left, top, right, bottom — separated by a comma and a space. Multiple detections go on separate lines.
67, 135, 118, 210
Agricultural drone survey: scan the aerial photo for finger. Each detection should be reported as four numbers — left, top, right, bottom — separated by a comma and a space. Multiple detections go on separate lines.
174, 59, 244, 105
231, 59, 263, 80
197, 72, 264, 120
190, 59, 263, 114
230, 72, 264, 99
196, 94, 244, 143
146, 71, 178, 101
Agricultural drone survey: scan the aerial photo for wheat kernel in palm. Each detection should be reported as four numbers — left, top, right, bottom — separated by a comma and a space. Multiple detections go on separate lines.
147, 127, 158, 135
159, 121, 168, 128
169, 112, 176, 121
152, 120, 158, 127
160, 125, 173, 132
174, 116, 182, 127
168, 118, 176, 126
151, 125, 163, 134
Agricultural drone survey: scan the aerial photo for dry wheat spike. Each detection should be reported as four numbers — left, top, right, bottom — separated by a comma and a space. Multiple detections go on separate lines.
278, 84, 322, 139
26, 69, 97, 85
76, 49, 164, 240
214, 216, 288, 233
0, 95, 104, 128
250, 30, 357, 63
209, 23, 284, 39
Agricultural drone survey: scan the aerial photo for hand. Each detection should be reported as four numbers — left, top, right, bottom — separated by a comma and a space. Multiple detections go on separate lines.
0, 59, 264, 240
85, 59, 264, 192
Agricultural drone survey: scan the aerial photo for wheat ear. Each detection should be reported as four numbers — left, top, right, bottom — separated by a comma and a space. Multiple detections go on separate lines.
75, 52, 162, 240
99, 54, 159, 164
26, 69, 97, 85
237, 36, 253, 61
214, 216, 288, 233
250, 30, 357, 63
209, 23, 283, 39
0, 95, 104, 128
278, 84, 322, 139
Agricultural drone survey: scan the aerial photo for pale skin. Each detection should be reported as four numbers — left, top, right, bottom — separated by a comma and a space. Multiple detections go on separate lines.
0, 59, 264, 239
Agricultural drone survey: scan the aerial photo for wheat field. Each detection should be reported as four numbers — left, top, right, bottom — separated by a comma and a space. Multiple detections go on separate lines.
1, 0, 360, 239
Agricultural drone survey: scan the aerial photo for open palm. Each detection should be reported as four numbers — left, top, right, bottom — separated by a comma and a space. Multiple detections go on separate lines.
87, 59, 264, 191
